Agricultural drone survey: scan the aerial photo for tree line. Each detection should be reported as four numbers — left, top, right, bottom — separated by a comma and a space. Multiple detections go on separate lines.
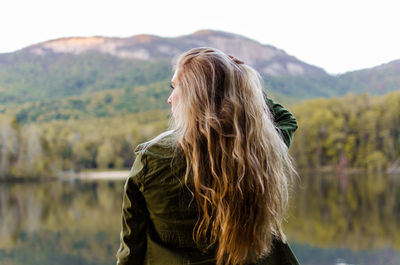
291, 91, 400, 172
0, 91, 399, 178
0, 110, 169, 179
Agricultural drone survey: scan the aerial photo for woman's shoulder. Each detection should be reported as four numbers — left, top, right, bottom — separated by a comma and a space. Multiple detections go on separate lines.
134, 130, 179, 160
127, 130, 181, 185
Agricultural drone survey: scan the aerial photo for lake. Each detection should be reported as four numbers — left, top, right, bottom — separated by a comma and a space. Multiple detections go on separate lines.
0, 171, 399, 265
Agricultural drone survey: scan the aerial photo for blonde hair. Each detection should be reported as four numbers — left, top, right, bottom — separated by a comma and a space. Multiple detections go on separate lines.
171, 47, 295, 265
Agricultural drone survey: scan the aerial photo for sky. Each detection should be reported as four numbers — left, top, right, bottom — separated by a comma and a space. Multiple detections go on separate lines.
1, 0, 399, 74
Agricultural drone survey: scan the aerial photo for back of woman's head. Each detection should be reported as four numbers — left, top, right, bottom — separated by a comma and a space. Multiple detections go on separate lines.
171, 47, 295, 265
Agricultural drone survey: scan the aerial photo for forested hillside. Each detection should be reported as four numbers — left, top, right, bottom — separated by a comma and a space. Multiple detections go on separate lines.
1, 92, 399, 178
1, 30, 400, 126
0, 110, 168, 178
1, 30, 399, 178
0, 51, 171, 105
11, 81, 171, 123
291, 91, 400, 172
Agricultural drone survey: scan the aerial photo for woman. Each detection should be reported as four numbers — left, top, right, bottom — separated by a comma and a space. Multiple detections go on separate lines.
116, 47, 299, 265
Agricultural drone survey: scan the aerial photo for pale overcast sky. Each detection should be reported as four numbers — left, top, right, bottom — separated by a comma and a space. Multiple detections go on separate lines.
1, 0, 399, 74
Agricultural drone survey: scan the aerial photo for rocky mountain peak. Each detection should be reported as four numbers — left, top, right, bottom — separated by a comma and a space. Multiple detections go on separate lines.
25, 30, 327, 77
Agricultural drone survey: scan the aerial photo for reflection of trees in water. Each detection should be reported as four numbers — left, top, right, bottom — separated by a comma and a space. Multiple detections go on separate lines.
286, 171, 400, 250
291, 243, 400, 265
0, 185, 23, 246
1, 176, 399, 263
0, 181, 124, 253
0, 229, 120, 265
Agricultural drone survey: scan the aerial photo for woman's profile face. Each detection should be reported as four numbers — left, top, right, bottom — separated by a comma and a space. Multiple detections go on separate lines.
168, 70, 180, 118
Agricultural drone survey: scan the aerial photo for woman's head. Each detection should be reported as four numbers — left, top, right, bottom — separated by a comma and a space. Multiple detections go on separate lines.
168, 47, 266, 135
169, 47, 295, 265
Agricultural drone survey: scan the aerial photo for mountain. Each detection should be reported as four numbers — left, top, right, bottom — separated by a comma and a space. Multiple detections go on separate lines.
0, 30, 399, 124
26, 30, 327, 77
0, 51, 172, 105
335, 59, 400, 95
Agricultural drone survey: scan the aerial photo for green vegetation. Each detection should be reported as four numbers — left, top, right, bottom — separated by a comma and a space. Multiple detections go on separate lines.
0, 110, 169, 178
263, 74, 337, 99
11, 80, 172, 123
291, 91, 400, 172
335, 62, 400, 95
1, 91, 399, 178
0, 51, 172, 106
1, 51, 399, 111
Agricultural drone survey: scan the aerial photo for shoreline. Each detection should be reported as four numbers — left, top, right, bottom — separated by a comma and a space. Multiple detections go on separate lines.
62, 170, 130, 181
2, 167, 399, 183
0, 170, 130, 183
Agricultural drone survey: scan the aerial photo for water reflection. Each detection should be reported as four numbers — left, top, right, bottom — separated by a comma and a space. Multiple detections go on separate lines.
286, 171, 400, 251
291, 243, 400, 265
0, 173, 399, 265
0, 180, 124, 265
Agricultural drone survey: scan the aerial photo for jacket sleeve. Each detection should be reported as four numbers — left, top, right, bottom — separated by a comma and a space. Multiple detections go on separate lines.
266, 97, 298, 148
116, 152, 149, 265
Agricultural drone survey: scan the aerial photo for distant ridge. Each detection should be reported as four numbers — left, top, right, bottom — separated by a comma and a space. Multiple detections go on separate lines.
23, 30, 327, 77
335, 59, 400, 95
0, 29, 399, 115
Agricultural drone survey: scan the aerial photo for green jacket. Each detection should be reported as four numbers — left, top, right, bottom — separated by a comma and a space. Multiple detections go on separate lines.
116, 99, 300, 265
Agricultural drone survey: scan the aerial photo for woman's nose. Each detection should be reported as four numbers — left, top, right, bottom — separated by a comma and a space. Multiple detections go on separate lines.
167, 95, 172, 104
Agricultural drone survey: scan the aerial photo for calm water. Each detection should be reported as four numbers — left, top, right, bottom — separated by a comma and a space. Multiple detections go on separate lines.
0, 172, 399, 265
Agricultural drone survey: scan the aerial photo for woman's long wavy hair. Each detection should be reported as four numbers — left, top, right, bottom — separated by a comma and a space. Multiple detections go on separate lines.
171, 47, 295, 265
